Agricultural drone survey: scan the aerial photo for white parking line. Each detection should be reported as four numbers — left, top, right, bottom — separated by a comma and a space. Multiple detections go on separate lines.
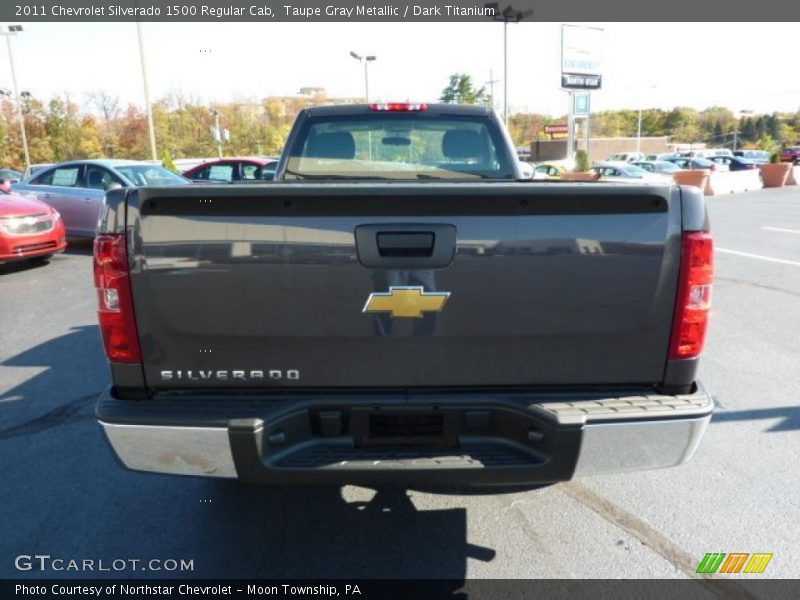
717, 247, 800, 267
763, 226, 800, 235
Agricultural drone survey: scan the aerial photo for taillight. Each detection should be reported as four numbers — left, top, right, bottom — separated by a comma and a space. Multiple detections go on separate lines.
669, 232, 714, 359
370, 102, 428, 111
93, 233, 141, 363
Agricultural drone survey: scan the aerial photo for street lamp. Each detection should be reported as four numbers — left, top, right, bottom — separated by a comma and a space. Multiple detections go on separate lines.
626, 83, 657, 154
0, 25, 31, 169
484, 3, 532, 124
349, 51, 376, 102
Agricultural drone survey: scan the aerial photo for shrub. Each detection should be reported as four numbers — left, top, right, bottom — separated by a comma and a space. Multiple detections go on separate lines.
574, 149, 590, 172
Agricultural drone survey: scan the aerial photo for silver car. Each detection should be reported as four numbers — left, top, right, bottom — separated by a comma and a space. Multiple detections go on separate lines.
12, 159, 190, 237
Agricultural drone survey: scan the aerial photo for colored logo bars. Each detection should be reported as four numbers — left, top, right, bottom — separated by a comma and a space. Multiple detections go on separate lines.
696, 552, 773, 574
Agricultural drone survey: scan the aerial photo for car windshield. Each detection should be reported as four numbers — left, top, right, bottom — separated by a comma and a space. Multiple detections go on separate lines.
623, 165, 648, 176
284, 113, 515, 180
656, 162, 680, 172
115, 165, 189, 186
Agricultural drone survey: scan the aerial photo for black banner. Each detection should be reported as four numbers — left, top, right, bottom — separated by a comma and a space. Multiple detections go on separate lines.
4, 579, 800, 600
561, 74, 602, 90
3, 0, 800, 21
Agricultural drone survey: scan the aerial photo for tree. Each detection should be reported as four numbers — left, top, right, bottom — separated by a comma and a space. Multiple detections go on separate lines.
741, 118, 756, 143
89, 91, 121, 156
663, 107, 701, 142
712, 121, 724, 145
440, 74, 488, 105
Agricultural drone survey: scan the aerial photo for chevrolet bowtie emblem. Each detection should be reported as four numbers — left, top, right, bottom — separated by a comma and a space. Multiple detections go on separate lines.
363, 286, 451, 318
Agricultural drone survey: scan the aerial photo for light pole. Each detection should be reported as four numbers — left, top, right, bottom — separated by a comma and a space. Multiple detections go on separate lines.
136, 22, 158, 161
212, 109, 222, 158
1, 25, 30, 170
627, 83, 657, 154
484, 3, 532, 125
349, 51, 376, 102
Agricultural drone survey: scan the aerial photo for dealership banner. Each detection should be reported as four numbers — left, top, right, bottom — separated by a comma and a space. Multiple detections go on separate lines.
3, 0, 800, 21
4, 579, 800, 599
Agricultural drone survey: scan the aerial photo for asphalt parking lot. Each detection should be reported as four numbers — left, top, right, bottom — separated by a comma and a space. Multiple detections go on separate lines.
1, 186, 798, 583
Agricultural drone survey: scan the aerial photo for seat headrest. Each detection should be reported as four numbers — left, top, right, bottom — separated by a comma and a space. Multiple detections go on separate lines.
306, 132, 356, 159
442, 129, 484, 159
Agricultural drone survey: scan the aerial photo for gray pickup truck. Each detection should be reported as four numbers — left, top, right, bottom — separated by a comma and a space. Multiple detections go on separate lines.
94, 103, 714, 485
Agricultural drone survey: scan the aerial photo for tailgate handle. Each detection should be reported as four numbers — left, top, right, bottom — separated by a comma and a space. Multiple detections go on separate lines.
355, 224, 456, 268
377, 232, 434, 257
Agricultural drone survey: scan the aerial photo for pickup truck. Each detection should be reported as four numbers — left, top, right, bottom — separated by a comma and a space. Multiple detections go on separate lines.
95, 103, 714, 485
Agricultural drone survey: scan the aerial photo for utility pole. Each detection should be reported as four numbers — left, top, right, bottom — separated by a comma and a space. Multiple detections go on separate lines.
637, 108, 643, 154
213, 110, 222, 158
485, 69, 500, 111
136, 22, 158, 161
1, 25, 30, 169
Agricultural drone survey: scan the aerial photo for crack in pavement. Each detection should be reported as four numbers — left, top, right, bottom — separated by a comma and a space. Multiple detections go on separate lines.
0, 392, 98, 441
559, 482, 760, 599
715, 276, 800, 299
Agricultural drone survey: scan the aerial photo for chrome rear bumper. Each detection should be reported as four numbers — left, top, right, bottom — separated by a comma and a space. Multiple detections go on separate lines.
99, 383, 713, 482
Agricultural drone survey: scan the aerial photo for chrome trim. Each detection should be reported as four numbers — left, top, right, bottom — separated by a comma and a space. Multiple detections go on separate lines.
532, 383, 713, 425
573, 413, 711, 477
100, 422, 237, 478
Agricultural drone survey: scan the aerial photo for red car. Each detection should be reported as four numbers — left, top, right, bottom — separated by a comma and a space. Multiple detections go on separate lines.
780, 146, 800, 165
0, 190, 67, 263
182, 157, 279, 182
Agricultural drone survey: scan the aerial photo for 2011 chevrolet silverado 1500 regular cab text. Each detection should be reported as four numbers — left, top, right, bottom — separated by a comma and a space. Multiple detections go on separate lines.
94, 103, 714, 485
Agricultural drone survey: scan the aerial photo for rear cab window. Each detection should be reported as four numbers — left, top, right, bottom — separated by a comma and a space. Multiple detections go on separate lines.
283, 111, 515, 180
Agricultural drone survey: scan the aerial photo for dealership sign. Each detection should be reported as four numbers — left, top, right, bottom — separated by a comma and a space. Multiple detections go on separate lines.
545, 124, 568, 134
561, 24, 603, 90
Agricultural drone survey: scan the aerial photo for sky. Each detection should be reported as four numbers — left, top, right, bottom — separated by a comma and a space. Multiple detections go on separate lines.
1, 21, 799, 116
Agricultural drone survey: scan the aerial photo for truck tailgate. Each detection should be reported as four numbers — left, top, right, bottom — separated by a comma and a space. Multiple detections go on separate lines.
126, 183, 682, 390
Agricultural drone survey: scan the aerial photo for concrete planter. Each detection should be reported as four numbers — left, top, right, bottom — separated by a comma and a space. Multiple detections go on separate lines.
785, 166, 800, 186
761, 163, 792, 188
561, 172, 600, 181
673, 170, 711, 194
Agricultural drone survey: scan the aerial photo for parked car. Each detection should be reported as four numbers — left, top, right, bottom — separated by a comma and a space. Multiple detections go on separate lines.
0, 168, 22, 182
631, 160, 682, 175
704, 148, 733, 157
21, 163, 53, 181
12, 159, 190, 237
643, 153, 679, 161
0, 168, 23, 194
533, 163, 567, 179
592, 161, 664, 181
182, 157, 280, 182
0, 189, 67, 264
665, 156, 719, 171
708, 155, 758, 171
780, 146, 800, 165
606, 152, 645, 163
733, 150, 769, 164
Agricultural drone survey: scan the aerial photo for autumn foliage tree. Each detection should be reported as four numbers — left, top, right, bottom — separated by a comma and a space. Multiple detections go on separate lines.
1, 89, 798, 170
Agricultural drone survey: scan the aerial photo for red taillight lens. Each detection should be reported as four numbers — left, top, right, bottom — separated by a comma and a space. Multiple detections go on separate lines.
669, 232, 714, 359
94, 234, 142, 363
370, 102, 428, 111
